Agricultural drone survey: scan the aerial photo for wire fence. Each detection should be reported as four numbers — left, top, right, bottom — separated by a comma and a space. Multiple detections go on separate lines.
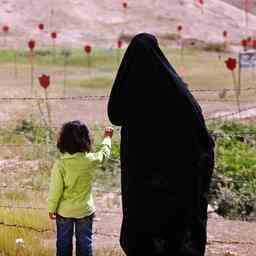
206, 105, 256, 120
0, 198, 255, 245
0, 84, 255, 138
0, 86, 255, 121
0, 105, 254, 131
0, 86, 254, 100
1, 87, 256, 250
0, 212, 255, 246
0, 95, 255, 104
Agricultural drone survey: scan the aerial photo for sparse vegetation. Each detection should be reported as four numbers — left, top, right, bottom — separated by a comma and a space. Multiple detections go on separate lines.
67, 76, 114, 89
203, 42, 230, 53
3, 119, 256, 254
0, 48, 122, 70
0, 45, 256, 255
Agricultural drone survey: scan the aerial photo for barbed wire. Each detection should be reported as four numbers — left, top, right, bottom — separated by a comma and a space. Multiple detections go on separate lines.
0, 122, 122, 132
94, 230, 119, 238
0, 220, 255, 245
0, 221, 55, 233
198, 98, 256, 103
207, 239, 255, 246
0, 204, 121, 215
191, 86, 256, 93
0, 205, 45, 210
0, 221, 119, 237
0, 95, 109, 101
0, 143, 116, 147
205, 105, 256, 120
0, 176, 253, 206
0, 106, 254, 132
0, 185, 121, 195
1, 130, 256, 150
0, 87, 254, 102
0, 96, 255, 104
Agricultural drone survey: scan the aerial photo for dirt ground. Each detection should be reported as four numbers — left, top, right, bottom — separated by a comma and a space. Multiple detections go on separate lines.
93, 208, 256, 256
40, 196, 256, 255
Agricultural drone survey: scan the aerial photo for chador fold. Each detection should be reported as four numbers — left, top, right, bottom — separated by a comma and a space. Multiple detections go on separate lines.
108, 33, 215, 256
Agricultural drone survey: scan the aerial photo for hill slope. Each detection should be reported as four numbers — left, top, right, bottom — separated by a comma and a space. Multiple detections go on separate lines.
0, 0, 255, 47
222, 0, 256, 13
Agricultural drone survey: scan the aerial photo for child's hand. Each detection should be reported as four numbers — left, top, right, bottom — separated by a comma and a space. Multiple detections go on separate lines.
104, 127, 114, 138
49, 212, 57, 220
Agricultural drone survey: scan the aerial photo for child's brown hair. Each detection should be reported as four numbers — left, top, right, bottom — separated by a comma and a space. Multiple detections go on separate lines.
57, 120, 91, 154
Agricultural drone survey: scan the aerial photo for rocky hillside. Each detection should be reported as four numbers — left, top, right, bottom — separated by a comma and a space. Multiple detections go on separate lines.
0, 0, 255, 47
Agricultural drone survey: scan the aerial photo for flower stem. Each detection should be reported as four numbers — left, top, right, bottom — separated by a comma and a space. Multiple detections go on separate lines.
232, 70, 241, 113
30, 51, 34, 95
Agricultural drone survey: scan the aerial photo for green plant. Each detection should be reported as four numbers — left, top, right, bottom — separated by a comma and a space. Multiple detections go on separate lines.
14, 118, 53, 144
0, 48, 120, 71
209, 121, 256, 220
67, 76, 113, 89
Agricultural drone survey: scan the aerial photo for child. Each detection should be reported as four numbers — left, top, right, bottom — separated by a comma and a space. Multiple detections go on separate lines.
48, 120, 113, 256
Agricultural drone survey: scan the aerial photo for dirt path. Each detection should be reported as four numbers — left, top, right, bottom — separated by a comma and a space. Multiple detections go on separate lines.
207, 218, 256, 256
41, 204, 256, 255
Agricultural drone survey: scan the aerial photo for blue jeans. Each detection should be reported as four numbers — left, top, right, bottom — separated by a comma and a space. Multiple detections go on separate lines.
56, 213, 94, 256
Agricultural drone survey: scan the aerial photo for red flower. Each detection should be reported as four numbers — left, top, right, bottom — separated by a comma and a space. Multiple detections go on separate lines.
225, 57, 237, 71
84, 44, 92, 54
51, 32, 57, 39
28, 39, 36, 51
252, 39, 256, 49
247, 36, 252, 47
241, 38, 248, 51
198, 0, 204, 4
38, 74, 50, 89
223, 30, 228, 38
241, 39, 247, 47
38, 23, 44, 30
177, 25, 183, 32
117, 39, 123, 49
3, 25, 9, 33
123, 2, 128, 8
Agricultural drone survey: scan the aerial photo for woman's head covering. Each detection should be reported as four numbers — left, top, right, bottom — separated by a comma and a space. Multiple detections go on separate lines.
108, 33, 214, 150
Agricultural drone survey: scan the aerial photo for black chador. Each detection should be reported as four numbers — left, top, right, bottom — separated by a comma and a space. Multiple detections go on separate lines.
108, 33, 215, 256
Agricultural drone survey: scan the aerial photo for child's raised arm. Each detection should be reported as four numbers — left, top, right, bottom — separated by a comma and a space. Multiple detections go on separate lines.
86, 127, 113, 163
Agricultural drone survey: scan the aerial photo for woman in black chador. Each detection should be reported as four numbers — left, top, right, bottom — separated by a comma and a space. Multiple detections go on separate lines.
108, 33, 215, 256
